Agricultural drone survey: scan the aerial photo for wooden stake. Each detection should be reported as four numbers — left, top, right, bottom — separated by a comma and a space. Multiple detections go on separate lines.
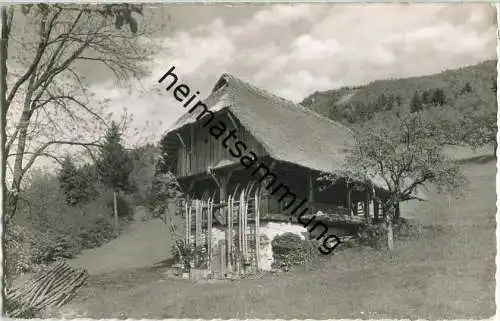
113, 190, 119, 227
364, 188, 370, 218
243, 192, 248, 260
220, 240, 226, 278
227, 194, 232, 273
187, 204, 192, 245
347, 184, 352, 217
238, 191, 242, 260
207, 197, 213, 274
184, 201, 189, 244
195, 200, 201, 246
255, 190, 260, 271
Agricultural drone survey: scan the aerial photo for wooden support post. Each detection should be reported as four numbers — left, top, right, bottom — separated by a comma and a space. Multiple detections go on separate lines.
187, 181, 195, 195
184, 201, 188, 243
255, 191, 260, 271
219, 240, 226, 278
227, 195, 233, 274
308, 175, 315, 214
238, 192, 243, 260
261, 189, 269, 218
220, 180, 227, 203
186, 203, 191, 245
207, 197, 213, 274
394, 202, 400, 222
189, 124, 194, 171
364, 188, 370, 219
347, 184, 352, 217
243, 191, 248, 271
237, 190, 244, 276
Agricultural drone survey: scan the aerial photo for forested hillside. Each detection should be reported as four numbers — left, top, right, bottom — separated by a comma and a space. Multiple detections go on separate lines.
301, 60, 496, 125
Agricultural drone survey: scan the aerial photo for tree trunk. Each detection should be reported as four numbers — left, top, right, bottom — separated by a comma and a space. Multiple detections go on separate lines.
494, 141, 497, 157
384, 198, 396, 251
0, 7, 7, 311
394, 202, 400, 222
113, 190, 119, 227
386, 217, 394, 251
383, 197, 399, 252
9, 109, 31, 219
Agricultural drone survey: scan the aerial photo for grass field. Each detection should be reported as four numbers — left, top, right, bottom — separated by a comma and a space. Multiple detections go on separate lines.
54, 154, 496, 319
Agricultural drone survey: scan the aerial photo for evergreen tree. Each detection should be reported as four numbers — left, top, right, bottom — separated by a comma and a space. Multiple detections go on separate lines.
58, 156, 79, 205
58, 157, 99, 206
410, 91, 422, 113
421, 90, 431, 105
395, 95, 403, 106
386, 95, 395, 110
76, 164, 99, 202
431, 88, 446, 106
374, 94, 386, 112
463, 82, 473, 93
96, 121, 133, 226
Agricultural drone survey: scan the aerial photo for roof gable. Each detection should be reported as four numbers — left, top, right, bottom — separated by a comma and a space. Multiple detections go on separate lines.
163, 74, 356, 173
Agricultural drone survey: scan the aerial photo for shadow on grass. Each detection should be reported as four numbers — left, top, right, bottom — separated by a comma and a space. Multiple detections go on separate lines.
455, 154, 495, 165
149, 257, 176, 271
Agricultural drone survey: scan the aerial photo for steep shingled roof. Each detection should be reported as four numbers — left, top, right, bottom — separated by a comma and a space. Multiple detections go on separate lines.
164, 73, 356, 174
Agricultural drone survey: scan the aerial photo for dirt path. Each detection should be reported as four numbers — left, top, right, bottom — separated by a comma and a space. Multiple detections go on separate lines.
67, 206, 176, 275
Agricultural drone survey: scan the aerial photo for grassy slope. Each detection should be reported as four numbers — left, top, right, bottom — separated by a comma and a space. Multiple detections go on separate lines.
301, 60, 496, 119
57, 154, 495, 319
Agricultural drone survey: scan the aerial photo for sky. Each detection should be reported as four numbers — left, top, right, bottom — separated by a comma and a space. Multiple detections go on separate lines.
7, 3, 497, 178
88, 3, 497, 146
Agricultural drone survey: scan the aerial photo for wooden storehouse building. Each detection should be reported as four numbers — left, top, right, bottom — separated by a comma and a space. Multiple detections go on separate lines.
160, 73, 389, 218
159, 73, 390, 278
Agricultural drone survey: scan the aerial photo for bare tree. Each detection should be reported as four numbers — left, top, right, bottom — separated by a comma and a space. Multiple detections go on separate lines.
3, 4, 155, 219
0, 5, 8, 315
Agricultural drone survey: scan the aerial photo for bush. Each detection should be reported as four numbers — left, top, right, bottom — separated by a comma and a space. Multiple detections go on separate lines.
356, 223, 386, 248
4, 222, 32, 280
356, 219, 423, 249
171, 240, 207, 271
5, 170, 127, 279
148, 170, 184, 219
394, 218, 424, 239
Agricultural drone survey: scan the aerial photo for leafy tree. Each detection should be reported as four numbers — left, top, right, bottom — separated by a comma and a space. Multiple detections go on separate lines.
151, 143, 185, 222
96, 121, 133, 226
394, 95, 403, 107
429, 88, 497, 155
431, 88, 446, 106
325, 110, 466, 251
374, 94, 386, 112
410, 91, 422, 113
149, 169, 184, 222
128, 144, 160, 203
2, 4, 152, 220
421, 90, 431, 105
460, 107, 497, 155
385, 95, 395, 111
463, 82, 473, 94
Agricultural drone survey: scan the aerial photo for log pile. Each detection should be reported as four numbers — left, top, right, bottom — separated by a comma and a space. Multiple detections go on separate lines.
6, 261, 88, 318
